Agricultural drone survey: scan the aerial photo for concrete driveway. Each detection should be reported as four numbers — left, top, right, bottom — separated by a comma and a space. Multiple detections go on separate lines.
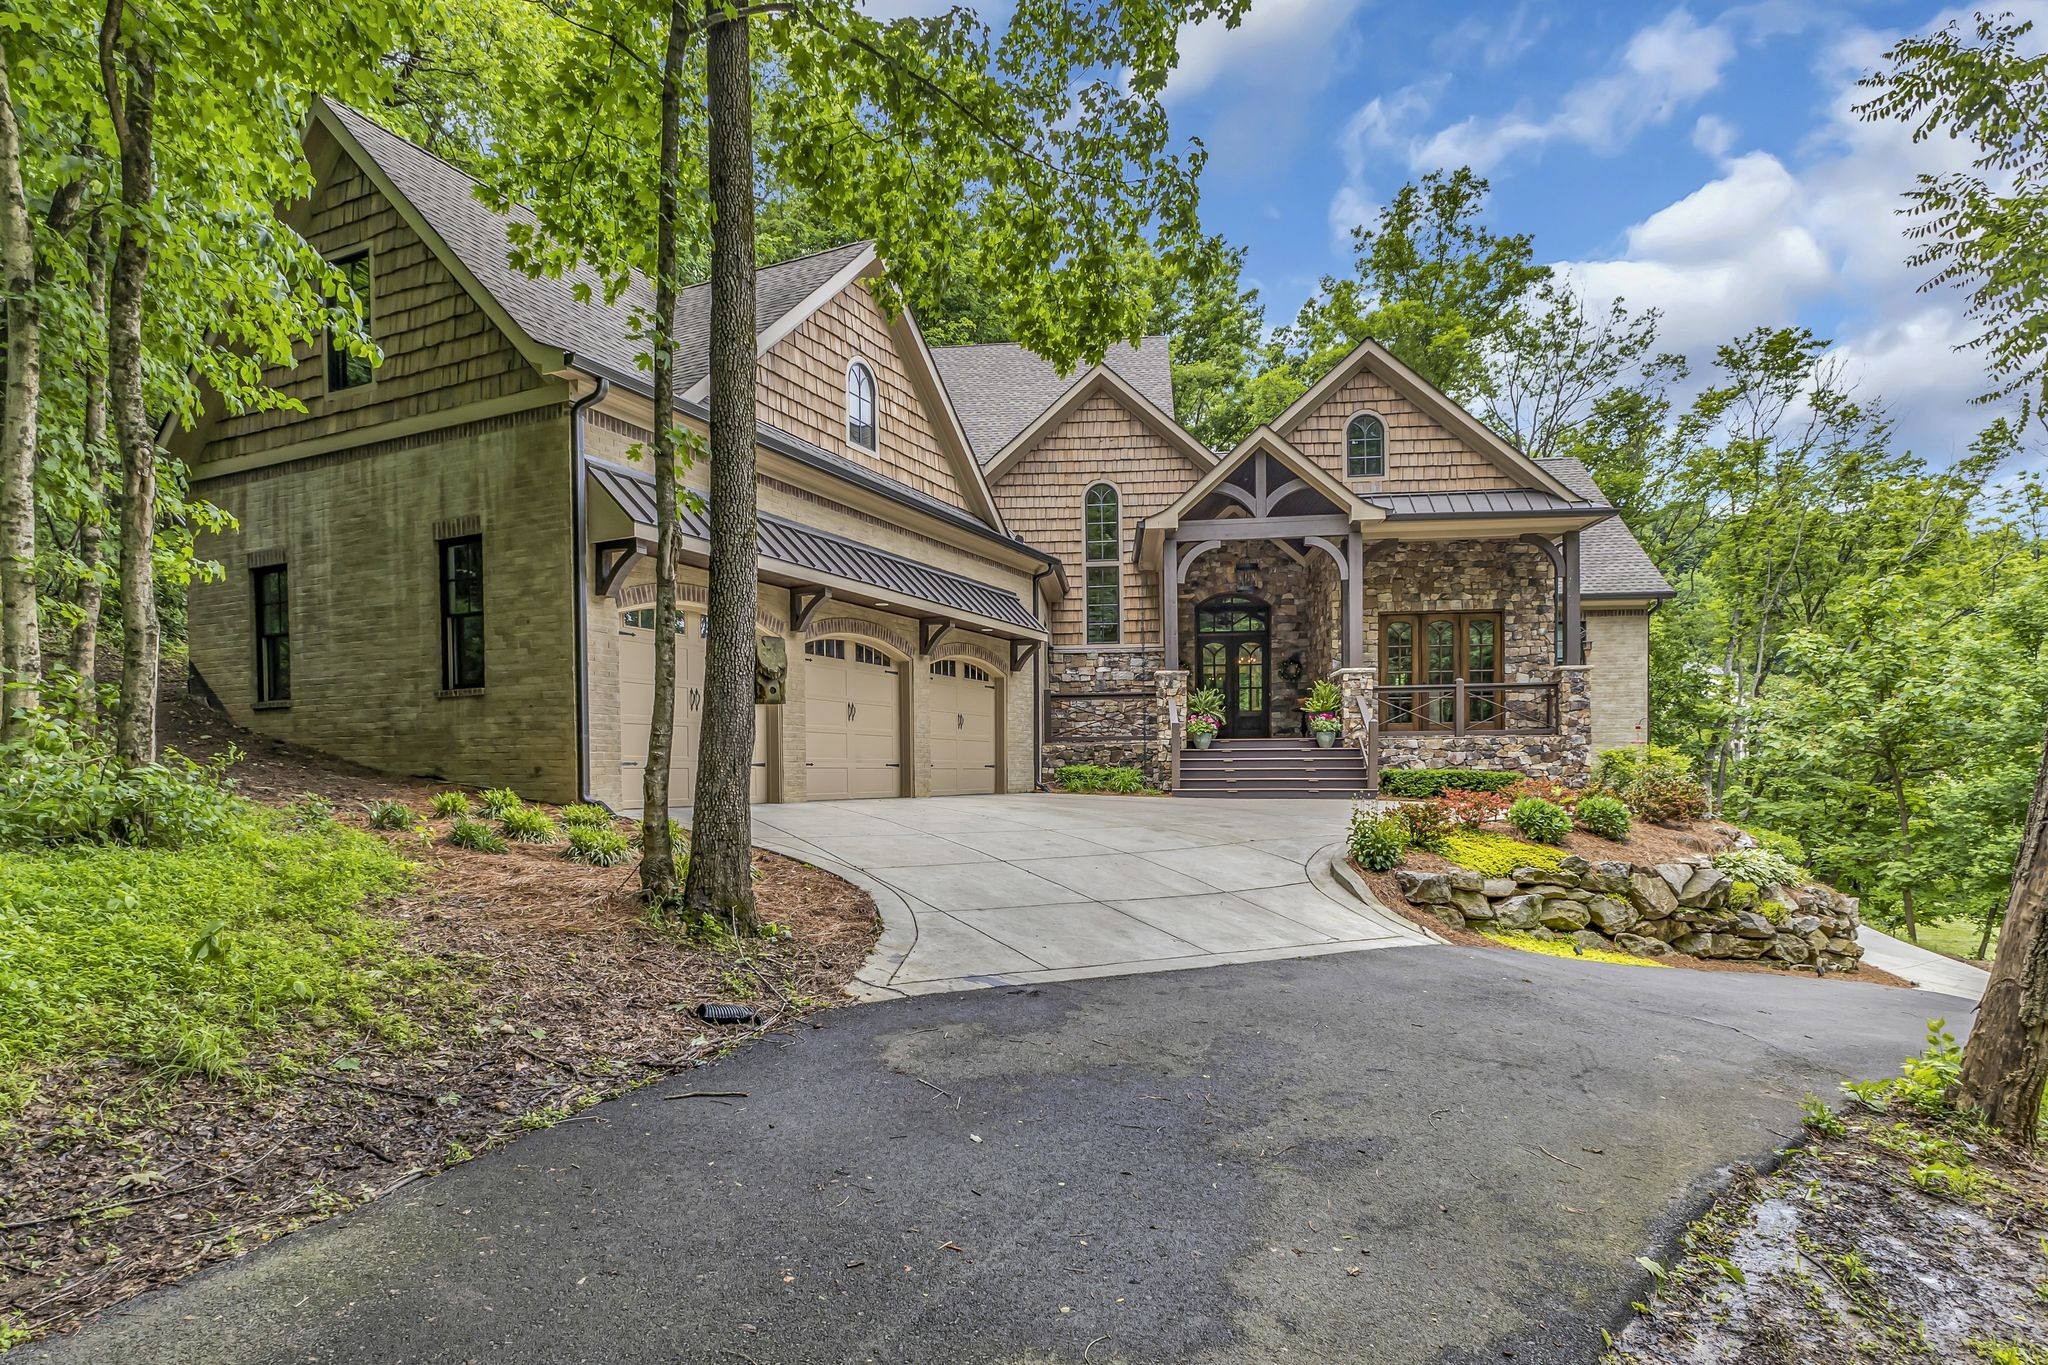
746, 794, 1426, 996
32, 949, 1962, 1365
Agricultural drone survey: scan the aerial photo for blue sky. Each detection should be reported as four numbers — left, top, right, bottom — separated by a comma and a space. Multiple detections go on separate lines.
872, 0, 2044, 464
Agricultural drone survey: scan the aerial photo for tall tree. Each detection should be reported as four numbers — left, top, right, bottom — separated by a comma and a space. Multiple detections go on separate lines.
1861, 11, 2048, 1139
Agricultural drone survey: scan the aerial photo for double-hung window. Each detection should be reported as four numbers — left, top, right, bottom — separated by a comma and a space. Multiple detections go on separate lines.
252, 565, 290, 703
439, 534, 485, 691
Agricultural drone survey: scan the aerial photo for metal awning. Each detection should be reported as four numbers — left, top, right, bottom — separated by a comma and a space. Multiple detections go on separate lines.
1366, 489, 1614, 519
588, 460, 1046, 637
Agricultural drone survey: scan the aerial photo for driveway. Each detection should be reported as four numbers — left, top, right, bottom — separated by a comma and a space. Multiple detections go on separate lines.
31, 949, 1962, 1365
745, 794, 1425, 996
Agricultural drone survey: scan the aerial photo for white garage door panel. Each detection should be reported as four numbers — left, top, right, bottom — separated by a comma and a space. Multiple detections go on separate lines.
928, 665, 998, 797
805, 644, 902, 801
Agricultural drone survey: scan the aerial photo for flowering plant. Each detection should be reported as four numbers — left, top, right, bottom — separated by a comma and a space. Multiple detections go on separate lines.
1185, 712, 1220, 739
1307, 711, 1342, 735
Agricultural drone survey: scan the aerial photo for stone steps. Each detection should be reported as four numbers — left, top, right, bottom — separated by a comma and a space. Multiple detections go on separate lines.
1177, 741, 1367, 798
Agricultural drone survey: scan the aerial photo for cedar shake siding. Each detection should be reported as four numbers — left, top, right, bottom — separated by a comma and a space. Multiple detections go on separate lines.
1282, 363, 1518, 495
987, 389, 1197, 647
201, 156, 543, 457
756, 282, 970, 511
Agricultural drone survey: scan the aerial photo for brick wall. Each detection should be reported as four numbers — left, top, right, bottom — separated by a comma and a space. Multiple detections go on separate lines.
1585, 609, 1651, 754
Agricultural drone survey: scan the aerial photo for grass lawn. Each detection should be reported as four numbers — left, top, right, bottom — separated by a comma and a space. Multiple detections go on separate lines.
1903, 916, 1997, 963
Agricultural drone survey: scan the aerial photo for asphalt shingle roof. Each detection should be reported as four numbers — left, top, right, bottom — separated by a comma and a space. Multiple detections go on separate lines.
930, 338, 1177, 462
588, 461, 1045, 634
326, 100, 871, 399
1536, 457, 1675, 599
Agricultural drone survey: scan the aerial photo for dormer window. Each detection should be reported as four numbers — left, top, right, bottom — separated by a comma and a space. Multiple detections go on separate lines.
1345, 413, 1385, 478
846, 359, 877, 451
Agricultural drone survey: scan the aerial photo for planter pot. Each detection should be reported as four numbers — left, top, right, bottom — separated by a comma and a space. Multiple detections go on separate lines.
1314, 731, 1336, 748
1190, 733, 1214, 750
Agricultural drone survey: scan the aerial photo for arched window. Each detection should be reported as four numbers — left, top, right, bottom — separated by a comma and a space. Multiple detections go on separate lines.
1083, 482, 1120, 645
846, 360, 878, 451
1345, 413, 1385, 478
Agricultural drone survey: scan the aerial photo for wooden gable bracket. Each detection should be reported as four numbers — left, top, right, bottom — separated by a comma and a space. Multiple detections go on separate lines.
790, 586, 832, 633
594, 538, 649, 599
920, 617, 955, 654
1010, 639, 1040, 672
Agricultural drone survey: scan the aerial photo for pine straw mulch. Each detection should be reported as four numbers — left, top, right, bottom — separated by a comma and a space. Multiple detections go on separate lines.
0, 699, 881, 1345
1354, 815, 1915, 990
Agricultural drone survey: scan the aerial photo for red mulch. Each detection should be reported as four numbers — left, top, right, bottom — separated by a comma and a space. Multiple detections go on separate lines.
2, 694, 880, 1344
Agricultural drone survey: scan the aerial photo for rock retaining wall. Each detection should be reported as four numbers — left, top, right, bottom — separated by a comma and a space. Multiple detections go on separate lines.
1396, 854, 1864, 971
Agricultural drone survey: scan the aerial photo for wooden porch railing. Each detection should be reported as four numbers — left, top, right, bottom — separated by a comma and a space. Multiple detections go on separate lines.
1376, 680, 1560, 736
1354, 692, 1379, 801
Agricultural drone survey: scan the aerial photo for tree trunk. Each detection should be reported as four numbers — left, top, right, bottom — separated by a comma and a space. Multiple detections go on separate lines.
1890, 762, 1918, 942
102, 7, 159, 765
637, 0, 691, 904
682, 0, 759, 933
0, 46, 42, 734
1954, 724, 2048, 1142
67, 209, 109, 711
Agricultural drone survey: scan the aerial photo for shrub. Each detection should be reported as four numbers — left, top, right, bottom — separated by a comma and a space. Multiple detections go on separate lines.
1391, 799, 1453, 854
1591, 745, 1708, 823
1712, 847, 1802, 888
1053, 763, 1150, 794
0, 714, 242, 851
1508, 796, 1571, 845
1438, 787, 1511, 828
1728, 879, 1761, 911
1734, 823, 1806, 867
362, 799, 416, 832
1505, 777, 1580, 814
1348, 809, 1408, 872
500, 807, 560, 844
560, 803, 613, 830
429, 791, 471, 819
1439, 830, 1566, 878
1575, 794, 1632, 841
477, 787, 523, 818
447, 816, 507, 853
1377, 768, 1520, 798
563, 825, 633, 867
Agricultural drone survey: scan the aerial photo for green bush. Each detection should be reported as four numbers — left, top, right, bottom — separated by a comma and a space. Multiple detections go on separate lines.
1729, 879, 1761, 911
500, 807, 560, 844
1734, 824, 1807, 868
1391, 799, 1454, 854
560, 803, 613, 830
1348, 809, 1408, 872
477, 787, 523, 818
1590, 745, 1708, 823
362, 799, 416, 832
0, 714, 242, 850
0, 803, 424, 1112
447, 816, 507, 854
1377, 768, 1520, 798
1507, 796, 1572, 845
1439, 830, 1565, 878
1053, 763, 1150, 794
429, 791, 471, 819
1590, 743, 1692, 791
1712, 847, 1802, 888
1575, 794, 1632, 841
563, 825, 633, 867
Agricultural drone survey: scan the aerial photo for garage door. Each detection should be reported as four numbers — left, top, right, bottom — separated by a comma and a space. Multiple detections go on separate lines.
804, 639, 902, 800
619, 608, 769, 805
928, 659, 998, 796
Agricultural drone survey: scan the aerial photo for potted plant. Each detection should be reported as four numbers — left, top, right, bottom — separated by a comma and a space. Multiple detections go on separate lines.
1301, 679, 1344, 747
1186, 685, 1226, 750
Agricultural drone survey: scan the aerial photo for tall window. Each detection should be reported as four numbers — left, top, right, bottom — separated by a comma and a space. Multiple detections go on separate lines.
439, 535, 485, 690
1083, 482, 1120, 644
326, 250, 373, 392
1377, 610, 1502, 731
846, 360, 877, 451
1345, 413, 1385, 478
252, 565, 290, 703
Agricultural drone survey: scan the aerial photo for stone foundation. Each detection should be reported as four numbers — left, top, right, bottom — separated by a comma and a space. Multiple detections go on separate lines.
1044, 646, 1170, 786
1335, 665, 1593, 785
1396, 853, 1865, 971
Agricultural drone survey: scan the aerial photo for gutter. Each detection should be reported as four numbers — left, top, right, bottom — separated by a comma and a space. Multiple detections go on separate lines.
567, 362, 612, 805
1030, 562, 1053, 790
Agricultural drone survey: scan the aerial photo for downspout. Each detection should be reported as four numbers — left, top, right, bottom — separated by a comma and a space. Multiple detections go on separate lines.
568, 362, 612, 805
1031, 562, 1052, 791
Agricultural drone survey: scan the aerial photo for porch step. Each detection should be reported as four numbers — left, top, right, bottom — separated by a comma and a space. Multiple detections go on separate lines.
1177, 741, 1368, 798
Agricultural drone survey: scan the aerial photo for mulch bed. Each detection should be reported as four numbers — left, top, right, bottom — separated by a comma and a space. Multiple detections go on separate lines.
1, 695, 880, 1343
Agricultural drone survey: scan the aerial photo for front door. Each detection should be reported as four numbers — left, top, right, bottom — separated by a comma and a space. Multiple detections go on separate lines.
1194, 594, 1270, 738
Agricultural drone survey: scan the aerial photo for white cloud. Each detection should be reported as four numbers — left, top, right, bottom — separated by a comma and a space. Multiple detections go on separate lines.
1411, 9, 1737, 173
1325, 81, 1444, 250
1691, 114, 1736, 159
1163, 0, 1370, 103
1432, 3, 1549, 71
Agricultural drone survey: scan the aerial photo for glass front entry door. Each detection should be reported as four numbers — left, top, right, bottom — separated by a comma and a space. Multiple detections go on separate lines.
1194, 594, 1271, 738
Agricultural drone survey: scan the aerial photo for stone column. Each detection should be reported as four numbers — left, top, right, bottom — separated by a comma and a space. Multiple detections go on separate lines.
1556, 664, 1593, 783
1334, 666, 1375, 745
1154, 668, 1189, 791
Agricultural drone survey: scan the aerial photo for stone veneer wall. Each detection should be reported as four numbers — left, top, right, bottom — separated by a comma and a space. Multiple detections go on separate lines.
1335, 665, 1595, 783
1044, 646, 1169, 786
1175, 539, 1320, 735
1361, 539, 1556, 680
1395, 854, 1865, 971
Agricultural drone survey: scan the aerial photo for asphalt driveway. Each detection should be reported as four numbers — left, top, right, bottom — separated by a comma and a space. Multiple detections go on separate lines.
745, 794, 1424, 996
30, 948, 1961, 1365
